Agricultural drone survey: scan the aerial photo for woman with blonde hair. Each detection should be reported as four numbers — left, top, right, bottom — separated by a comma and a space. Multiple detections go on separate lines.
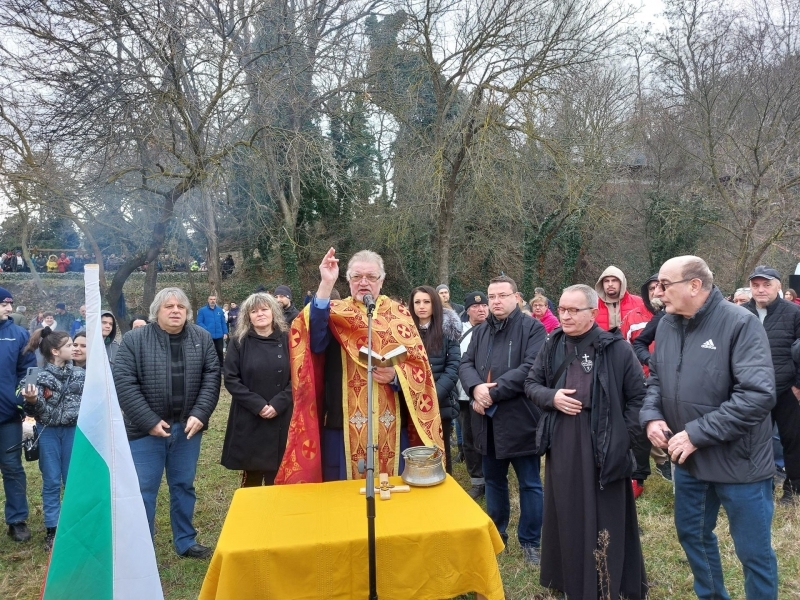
530, 295, 560, 333
221, 293, 292, 486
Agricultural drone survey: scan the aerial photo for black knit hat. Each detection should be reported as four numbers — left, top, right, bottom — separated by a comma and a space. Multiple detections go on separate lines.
464, 291, 488, 310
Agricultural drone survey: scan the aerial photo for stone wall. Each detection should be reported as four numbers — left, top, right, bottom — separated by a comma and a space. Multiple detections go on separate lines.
0, 271, 275, 321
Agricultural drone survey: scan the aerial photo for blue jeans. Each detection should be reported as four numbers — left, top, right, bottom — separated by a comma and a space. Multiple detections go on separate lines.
129, 427, 203, 555
674, 467, 778, 600
482, 445, 542, 548
0, 419, 28, 525
38, 426, 76, 528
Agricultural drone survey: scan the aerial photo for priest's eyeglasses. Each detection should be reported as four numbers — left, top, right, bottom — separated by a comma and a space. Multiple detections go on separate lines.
348, 272, 382, 282
556, 306, 593, 316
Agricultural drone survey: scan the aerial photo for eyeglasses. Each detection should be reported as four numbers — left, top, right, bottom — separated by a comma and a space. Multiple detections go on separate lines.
348, 273, 382, 283
556, 306, 594, 316
487, 293, 515, 301
656, 278, 694, 292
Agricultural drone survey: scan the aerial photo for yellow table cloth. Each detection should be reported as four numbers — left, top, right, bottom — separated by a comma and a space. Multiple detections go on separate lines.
200, 475, 505, 600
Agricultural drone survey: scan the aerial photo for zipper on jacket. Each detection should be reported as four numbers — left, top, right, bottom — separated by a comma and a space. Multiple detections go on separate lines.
507, 340, 512, 368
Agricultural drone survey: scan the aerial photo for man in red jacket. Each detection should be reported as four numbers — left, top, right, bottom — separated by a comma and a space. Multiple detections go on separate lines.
594, 266, 645, 331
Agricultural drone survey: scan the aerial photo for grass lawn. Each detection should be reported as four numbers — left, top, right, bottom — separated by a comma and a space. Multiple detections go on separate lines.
2, 391, 798, 599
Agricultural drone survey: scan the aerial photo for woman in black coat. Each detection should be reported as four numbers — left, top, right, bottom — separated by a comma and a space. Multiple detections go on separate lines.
222, 292, 292, 486
410, 285, 462, 473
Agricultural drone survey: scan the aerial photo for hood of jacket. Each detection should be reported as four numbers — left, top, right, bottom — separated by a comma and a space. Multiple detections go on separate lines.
101, 310, 117, 345
442, 308, 463, 341
595, 266, 629, 304
640, 273, 659, 315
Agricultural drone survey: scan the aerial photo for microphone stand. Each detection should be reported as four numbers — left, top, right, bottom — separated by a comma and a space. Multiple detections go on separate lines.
364, 299, 378, 600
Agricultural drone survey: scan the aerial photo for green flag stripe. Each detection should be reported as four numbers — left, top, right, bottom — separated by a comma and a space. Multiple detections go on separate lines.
43, 426, 113, 600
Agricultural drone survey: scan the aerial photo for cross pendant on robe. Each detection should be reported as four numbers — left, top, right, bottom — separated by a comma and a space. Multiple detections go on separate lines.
582, 353, 590, 362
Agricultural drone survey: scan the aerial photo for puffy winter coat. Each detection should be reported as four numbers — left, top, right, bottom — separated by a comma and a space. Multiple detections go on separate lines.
640, 287, 775, 484
196, 304, 228, 339
534, 308, 560, 333
420, 309, 462, 421
222, 329, 292, 472
743, 296, 800, 393
525, 326, 646, 486
114, 322, 220, 440
0, 319, 36, 425
25, 362, 85, 427
594, 266, 645, 331
459, 308, 547, 459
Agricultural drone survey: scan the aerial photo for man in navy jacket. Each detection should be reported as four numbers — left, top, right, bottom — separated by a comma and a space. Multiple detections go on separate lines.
196, 294, 228, 368
0, 286, 36, 542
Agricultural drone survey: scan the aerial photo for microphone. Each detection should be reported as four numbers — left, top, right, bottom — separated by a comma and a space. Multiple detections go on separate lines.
363, 294, 376, 313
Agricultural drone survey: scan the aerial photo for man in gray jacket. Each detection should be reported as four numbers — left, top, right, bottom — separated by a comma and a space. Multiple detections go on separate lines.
640, 256, 778, 600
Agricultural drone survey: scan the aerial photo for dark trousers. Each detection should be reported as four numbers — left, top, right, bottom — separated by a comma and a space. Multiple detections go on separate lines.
241, 470, 277, 487
774, 386, 800, 489
212, 337, 224, 370
458, 402, 484, 485
631, 430, 652, 481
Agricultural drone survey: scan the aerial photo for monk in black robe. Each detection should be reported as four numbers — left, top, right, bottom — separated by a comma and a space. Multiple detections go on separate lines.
525, 284, 648, 600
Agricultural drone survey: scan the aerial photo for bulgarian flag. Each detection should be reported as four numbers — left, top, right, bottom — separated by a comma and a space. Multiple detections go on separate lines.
42, 265, 163, 599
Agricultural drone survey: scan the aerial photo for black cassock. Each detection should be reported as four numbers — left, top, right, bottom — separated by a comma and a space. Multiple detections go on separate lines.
539, 338, 648, 600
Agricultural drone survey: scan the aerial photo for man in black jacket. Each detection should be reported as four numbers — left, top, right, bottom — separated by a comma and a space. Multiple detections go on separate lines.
114, 287, 220, 559
525, 284, 647, 600
744, 265, 800, 504
641, 256, 777, 600
459, 275, 546, 566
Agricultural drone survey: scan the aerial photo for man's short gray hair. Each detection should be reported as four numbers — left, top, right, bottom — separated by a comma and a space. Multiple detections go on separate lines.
562, 284, 598, 308
681, 257, 714, 291
149, 287, 193, 322
346, 250, 386, 280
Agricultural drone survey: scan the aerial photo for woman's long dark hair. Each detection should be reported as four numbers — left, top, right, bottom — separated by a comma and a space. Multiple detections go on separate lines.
25, 327, 70, 362
409, 285, 444, 355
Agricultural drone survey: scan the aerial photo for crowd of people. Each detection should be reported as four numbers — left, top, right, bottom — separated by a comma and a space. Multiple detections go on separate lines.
0, 250, 236, 276
0, 248, 796, 599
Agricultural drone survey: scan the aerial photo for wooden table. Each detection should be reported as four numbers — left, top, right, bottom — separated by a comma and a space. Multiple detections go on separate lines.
200, 475, 505, 599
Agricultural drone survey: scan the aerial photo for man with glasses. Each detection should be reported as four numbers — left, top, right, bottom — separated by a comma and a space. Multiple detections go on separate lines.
640, 256, 778, 600
276, 248, 444, 483
594, 266, 645, 331
742, 265, 800, 505
459, 275, 547, 565
525, 284, 648, 600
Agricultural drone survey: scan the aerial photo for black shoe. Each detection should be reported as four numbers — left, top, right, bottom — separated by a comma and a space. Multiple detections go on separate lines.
467, 484, 485, 500
454, 451, 465, 464
522, 545, 541, 566
44, 527, 56, 552
780, 484, 798, 506
655, 461, 673, 482
7, 522, 31, 542
180, 543, 213, 559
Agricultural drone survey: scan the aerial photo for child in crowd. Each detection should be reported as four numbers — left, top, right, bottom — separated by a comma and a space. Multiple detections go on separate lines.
21, 327, 85, 551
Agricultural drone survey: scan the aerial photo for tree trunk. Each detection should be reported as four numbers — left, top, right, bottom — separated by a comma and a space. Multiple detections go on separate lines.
203, 189, 221, 298
18, 214, 47, 297
105, 183, 186, 327
143, 259, 158, 310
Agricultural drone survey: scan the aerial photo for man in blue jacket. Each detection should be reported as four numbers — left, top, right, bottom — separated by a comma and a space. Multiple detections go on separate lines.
196, 294, 227, 368
0, 286, 36, 542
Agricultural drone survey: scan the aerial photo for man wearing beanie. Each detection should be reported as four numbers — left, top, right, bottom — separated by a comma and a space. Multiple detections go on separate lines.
274, 285, 299, 323
0, 286, 37, 542
456, 291, 489, 499
437, 284, 464, 316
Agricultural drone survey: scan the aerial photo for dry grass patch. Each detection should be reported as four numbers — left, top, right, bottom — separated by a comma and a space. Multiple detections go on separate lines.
1, 392, 798, 599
